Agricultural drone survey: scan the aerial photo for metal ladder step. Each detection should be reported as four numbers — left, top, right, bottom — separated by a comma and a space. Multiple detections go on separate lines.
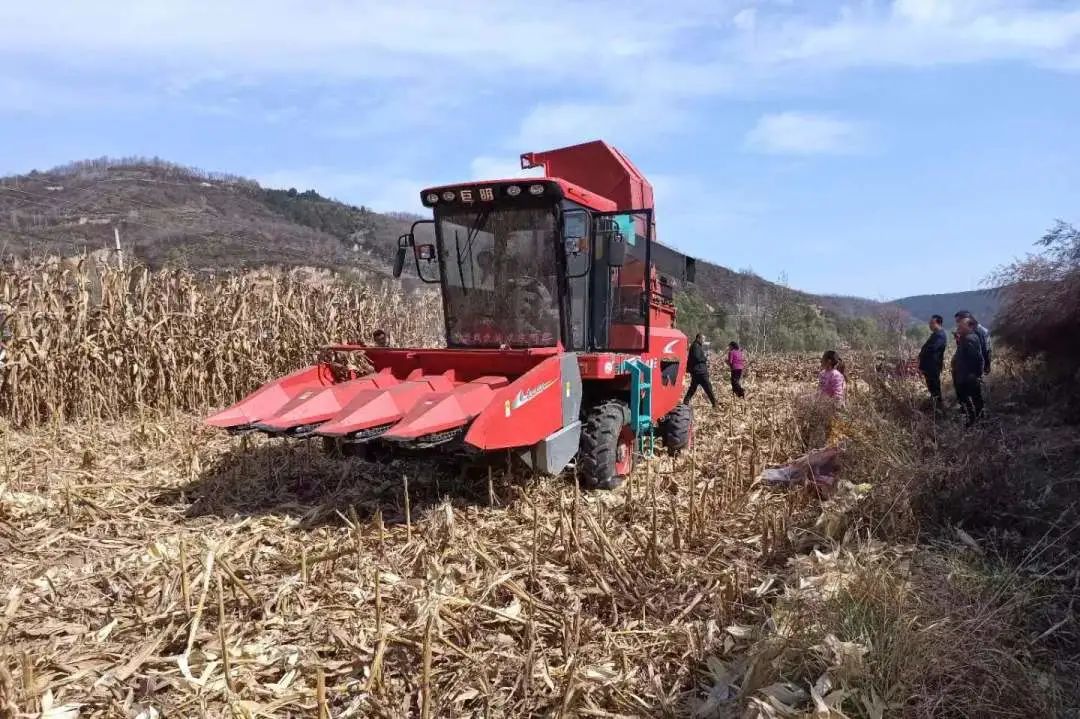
620, 358, 654, 454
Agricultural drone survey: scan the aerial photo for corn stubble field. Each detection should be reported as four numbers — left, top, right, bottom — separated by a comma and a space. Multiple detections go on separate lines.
1, 260, 1075, 718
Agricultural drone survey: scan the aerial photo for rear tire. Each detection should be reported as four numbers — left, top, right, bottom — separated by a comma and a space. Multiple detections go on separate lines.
579, 401, 631, 490
659, 403, 693, 456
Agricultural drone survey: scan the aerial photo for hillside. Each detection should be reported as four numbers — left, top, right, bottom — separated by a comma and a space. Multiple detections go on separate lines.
688, 262, 888, 320
892, 288, 1002, 325
0, 157, 417, 276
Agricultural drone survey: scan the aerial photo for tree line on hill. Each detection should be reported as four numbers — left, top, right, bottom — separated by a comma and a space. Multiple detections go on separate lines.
673, 218, 1080, 371
674, 283, 923, 354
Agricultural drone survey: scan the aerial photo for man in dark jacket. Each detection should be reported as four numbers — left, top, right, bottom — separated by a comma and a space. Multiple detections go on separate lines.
918, 315, 947, 404
954, 311, 991, 374
952, 317, 985, 426
684, 333, 717, 408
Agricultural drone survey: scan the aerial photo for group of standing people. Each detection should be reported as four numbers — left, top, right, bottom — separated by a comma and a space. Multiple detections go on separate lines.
918, 311, 991, 426
685, 332, 849, 409
683, 311, 990, 428
684, 334, 746, 408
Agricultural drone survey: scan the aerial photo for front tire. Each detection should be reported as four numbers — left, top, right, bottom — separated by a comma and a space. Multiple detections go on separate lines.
579, 401, 632, 490
659, 403, 693, 456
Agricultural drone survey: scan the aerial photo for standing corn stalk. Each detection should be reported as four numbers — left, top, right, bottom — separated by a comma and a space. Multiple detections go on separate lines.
0, 256, 443, 426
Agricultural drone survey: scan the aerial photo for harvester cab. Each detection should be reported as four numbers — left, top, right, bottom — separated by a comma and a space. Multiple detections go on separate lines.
206, 140, 697, 489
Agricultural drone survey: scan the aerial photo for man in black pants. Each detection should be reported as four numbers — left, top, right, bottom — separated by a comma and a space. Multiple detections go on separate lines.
918, 314, 947, 406
952, 317, 985, 426
684, 333, 718, 408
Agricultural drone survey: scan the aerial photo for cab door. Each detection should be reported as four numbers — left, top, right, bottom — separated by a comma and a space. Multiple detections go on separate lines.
560, 207, 591, 351
590, 209, 653, 352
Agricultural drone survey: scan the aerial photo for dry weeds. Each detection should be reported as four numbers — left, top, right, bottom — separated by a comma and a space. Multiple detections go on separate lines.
0, 356, 863, 717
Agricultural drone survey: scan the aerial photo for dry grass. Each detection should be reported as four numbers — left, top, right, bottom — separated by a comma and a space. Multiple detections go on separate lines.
752, 537, 1075, 719
777, 356, 1080, 718
0, 257, 443, 426
2, 262, 1077, 718
1, 357, 842, 718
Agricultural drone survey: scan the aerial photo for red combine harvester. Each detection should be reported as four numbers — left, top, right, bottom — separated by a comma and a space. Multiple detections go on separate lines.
205, 140, 697, 489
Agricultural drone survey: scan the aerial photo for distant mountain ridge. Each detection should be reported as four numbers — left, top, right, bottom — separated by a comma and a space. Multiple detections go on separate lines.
891, 288, 1002, 326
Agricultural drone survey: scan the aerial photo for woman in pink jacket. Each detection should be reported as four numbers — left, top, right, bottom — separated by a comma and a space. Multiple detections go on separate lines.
726, 342, 747, 398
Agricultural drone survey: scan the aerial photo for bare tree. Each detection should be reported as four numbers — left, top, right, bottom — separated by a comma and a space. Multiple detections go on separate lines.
876, 305, 910, 357
734, 270, 768, 353
991, 220, 1080, 371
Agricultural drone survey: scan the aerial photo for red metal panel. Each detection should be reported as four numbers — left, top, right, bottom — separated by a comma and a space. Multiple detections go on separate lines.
382, 376, 509, 441
647, 326, 688, 421
204, 364, 336, 429
327, 346, 557, 381
520, 140, 654, 214
578, 324, 686, 423
257, 371, 397, 431
577, 353, 623, 380
316, 375, 455, 437
206, 348, 558, 437
464, 354, 565, 450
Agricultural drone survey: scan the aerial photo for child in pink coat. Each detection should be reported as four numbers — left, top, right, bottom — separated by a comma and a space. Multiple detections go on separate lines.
819, 350, 846, 402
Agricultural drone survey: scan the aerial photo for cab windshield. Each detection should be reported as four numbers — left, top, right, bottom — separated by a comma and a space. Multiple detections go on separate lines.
437, 205, 561, 348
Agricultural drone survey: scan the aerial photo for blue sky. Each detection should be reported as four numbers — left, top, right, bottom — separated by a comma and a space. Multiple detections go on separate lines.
2, 0, 1078, 299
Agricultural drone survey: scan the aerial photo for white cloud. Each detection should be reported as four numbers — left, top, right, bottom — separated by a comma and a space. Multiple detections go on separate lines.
2, 1, 1078, 129
4, 0, 1080, 214
0, 0, 739, 147
469, 157, 544, 182
0, 73, 145, 115
0, 2, 1077, 103
745, 112, 866, 155
514, 102, 626, 149
513, 97, 695, 151
733, 7, 757, 31
0, 1, 688, 80
746, 0, 1080, 70
892, 0, 993, 26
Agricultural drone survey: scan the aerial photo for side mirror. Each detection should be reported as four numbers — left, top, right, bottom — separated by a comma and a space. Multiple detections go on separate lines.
405, 219, 440, 285
562, 208, 591, 279
393, 233, 413, 278
607, 231, 627, 267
